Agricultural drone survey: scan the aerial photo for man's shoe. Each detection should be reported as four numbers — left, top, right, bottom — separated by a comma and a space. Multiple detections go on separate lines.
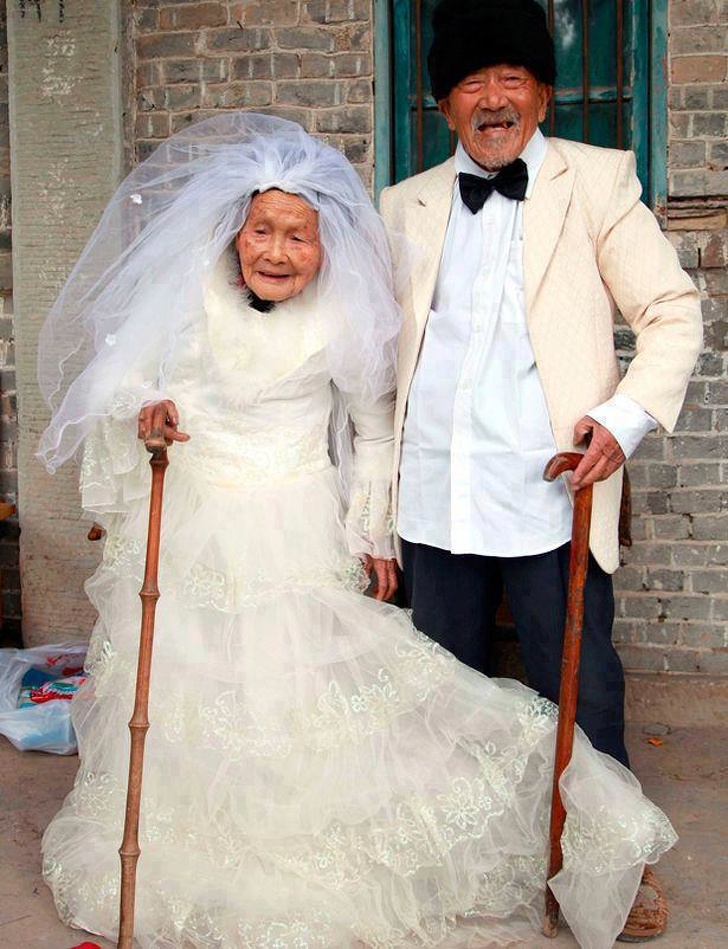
616, 866, 668, 942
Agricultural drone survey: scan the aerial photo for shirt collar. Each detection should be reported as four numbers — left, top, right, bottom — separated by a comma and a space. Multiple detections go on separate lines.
454, 128, 547, 199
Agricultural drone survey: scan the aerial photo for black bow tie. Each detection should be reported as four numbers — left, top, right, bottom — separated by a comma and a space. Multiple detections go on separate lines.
458, 159, 529, 213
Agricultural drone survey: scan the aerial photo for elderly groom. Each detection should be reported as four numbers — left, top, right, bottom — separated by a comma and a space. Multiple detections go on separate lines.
380, 0, 702, 940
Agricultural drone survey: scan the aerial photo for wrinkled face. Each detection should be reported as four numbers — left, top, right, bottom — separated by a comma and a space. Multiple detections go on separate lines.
236, 190, 322, 302
439, 64, 551, 171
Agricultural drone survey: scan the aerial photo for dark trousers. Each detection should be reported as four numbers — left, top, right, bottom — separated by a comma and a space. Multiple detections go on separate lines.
401, 538, 629, 768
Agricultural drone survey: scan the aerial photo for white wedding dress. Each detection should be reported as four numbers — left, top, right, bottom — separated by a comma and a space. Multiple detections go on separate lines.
42, 261, 676, 949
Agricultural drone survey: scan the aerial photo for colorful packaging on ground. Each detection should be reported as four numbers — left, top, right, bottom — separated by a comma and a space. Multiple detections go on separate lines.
0, 643, 88, 754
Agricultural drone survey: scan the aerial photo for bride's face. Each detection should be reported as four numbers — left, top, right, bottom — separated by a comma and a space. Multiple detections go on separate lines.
236, 190, 322, 302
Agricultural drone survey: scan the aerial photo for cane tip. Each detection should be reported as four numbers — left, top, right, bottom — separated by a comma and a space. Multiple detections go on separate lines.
542, 913, 560, 938
68, 943, 104, 949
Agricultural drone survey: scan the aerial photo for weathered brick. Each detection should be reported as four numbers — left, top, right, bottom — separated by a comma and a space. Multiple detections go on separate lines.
616, 644, 669, 673
672, 542, 726, 567
644, 464, 679, 489
692, 112, 728, 139
632, 491, 669, 516
665, 648, 713, 674
701, 266, 728, 296
644, 621, 688, 646
670, 0, 723, 25
669, 113, 691, 138
682, 84, 713, 110
628, 542, 674, 566
674, 407, 713, 431
277, 26, 336, 51
660, 594, 713, 621
315, 104, 370, 133
667, 229, 700, 268
239, 0, 299, 26
613, 564, 646, 590
707, 380, 728, 404
691, 515, 728, 541
690, 570, 728, 594
318, 133, 370, 165
231, 52, 299, 80
651, 514, 692, 540
631, 435, 666, 461
708, 140, 728, 169
714, 408, 728, 431
670, 141, 707, 169
205, 27, 272, 53
298, 53, 335, 78
164, 84, 203, 110
169, 109, 223, 134
305, 0, 370, 24
335, 22, 370, 52
276, 80, 345, 107
159, 3, 227, 31
263, 105, 315, 130
618, 594, 663, 620
346, 78, 371, 104
163, 58, 229, 84
135, 111, 171, 139
644, 568, 685, 592
670, 168, 714, 195
676, 461, 722, 487
671, 24, 728, 55
711, 598, 728, 621
136, 8, 159, 33
138, 31, 199, 60
713, 85, 728, 109
678, 622, 728, 648
671, 434, 728, 460
201, 81, 273, 108
704, 320, 728, 351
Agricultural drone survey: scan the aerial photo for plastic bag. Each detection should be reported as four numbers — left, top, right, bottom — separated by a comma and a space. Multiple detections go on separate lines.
0, 643, 87, 754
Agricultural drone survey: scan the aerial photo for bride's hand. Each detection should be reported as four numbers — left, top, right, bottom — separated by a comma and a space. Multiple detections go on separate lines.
137, 400, 190, 449
363, 555, 398, 602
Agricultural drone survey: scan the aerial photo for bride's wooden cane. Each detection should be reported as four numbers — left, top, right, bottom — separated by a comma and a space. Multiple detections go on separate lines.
117, 431, 169, 949
540, 451, 594, 938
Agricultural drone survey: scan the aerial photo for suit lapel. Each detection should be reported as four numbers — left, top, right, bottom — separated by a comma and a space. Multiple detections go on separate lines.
523, 142, 574, 313
405, 160, 455, 340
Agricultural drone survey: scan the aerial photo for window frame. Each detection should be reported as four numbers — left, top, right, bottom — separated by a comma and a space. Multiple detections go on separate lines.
374, 0, 668, 213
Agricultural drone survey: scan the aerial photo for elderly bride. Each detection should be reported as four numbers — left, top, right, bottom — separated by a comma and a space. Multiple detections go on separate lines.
39, 114, 674, 949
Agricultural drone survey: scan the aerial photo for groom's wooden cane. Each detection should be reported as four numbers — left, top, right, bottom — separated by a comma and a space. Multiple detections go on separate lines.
118, 432, 169, 949
541, 451, 594, 938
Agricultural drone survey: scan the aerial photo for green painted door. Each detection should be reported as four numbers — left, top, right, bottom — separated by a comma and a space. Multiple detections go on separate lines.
386, 0, 665, 209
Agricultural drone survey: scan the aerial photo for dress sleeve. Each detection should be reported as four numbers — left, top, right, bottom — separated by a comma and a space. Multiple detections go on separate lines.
79, 371, 168, 519
344, 390, 396, 559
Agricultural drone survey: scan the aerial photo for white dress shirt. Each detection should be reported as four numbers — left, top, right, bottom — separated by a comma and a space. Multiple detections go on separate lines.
397, 130, 655, 557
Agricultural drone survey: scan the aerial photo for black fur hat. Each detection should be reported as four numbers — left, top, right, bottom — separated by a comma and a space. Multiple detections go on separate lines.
427, 0, 556, 101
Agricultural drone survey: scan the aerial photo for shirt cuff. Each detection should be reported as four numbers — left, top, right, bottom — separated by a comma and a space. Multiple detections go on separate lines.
587, 394, 658, 459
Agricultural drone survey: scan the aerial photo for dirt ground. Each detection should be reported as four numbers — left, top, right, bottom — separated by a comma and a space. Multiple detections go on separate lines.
1, 722, 726, 949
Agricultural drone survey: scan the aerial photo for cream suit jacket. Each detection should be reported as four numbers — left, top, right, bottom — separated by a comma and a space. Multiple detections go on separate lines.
380, 138, 703, 573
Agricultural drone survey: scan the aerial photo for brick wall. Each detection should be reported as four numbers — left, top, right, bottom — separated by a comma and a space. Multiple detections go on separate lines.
611, 0, 727, 675
133, 0, 376, 185
0, 4, 20, 646
1, 1, 723, 667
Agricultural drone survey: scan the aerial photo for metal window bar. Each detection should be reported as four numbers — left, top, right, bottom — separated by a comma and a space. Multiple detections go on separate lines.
403, 0, 632, 174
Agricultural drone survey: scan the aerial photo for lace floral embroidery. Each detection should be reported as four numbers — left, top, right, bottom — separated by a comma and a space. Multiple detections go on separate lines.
237, 910, 334, 949
180, 559, 367, 612
562, 801, 678, 874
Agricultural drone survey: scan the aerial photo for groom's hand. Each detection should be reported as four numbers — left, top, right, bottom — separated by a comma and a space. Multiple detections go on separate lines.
572, 416, 625, 490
